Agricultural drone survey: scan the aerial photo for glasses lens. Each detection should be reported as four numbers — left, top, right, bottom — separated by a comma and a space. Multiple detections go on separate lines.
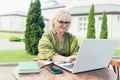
58, 21, 70, 26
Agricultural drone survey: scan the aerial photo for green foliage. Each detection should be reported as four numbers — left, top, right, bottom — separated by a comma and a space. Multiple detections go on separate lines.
25, 0, 45, 55
100, 11, 108, 39
87, 4, 96, 38
0, 50, 36, 62
9, 36, 21, 42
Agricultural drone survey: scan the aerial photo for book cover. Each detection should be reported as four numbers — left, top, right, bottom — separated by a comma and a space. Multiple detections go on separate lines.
18, 61, 40, 74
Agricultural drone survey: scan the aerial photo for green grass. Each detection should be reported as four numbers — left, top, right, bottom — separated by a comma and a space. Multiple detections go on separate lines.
114, 50, 120, 56
0, 50, 37, 62
0, 49, 119, 62
0, 33, 120, 62
0, 33, 36, 62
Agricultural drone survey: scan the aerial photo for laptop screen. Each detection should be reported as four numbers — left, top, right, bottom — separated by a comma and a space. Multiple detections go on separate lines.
54, 39, 118, 73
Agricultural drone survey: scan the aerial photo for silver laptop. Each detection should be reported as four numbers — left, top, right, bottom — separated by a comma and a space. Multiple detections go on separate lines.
54, 39, 118, 73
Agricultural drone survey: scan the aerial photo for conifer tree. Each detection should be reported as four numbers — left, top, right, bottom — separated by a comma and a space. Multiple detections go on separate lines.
87, 4, 96, 38
100, 11, 108, 39
25, 0, 45, 55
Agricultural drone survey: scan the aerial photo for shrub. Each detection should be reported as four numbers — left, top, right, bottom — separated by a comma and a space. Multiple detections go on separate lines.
25, 0, 45, 55
21, 38, 25, 42
9, 36, 21, 42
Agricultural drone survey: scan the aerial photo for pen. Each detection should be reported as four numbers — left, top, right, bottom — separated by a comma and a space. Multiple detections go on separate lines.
41, 62, 54, 68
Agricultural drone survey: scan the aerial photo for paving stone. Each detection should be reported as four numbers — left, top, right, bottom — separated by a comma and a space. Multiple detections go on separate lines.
0, 39, 25, 50
0, 66, 17, 80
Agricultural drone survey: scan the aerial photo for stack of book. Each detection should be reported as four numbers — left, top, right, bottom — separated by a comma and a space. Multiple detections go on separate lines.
18, 61, 40, 74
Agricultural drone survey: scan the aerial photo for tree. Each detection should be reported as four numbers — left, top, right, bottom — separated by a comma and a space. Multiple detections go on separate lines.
87, 4, 96, 38
25, 0, 45, 55
100, 11, 108, 39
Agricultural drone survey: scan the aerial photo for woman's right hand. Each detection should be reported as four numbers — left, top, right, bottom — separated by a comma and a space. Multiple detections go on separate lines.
52, 55, 76, 62
65, 55, 76, 63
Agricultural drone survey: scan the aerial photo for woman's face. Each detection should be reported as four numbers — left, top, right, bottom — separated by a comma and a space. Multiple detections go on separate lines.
54, 16, 71, 33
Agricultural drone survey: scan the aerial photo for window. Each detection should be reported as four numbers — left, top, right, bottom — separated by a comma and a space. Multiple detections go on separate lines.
99, 17, 102, 21
83, 27, 86, 30
79, 27, 82, 30
79, 17, 82, 21
84, 17, 86, 21
117, 16, 120, 21
79, 23, 82, 26
0, 20, 1, 29
84, 23, 86, 26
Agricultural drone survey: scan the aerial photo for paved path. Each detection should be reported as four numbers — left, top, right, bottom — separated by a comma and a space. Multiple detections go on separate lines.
0, 39, 24, 80
0, 39, 25, 50
0, 66, 17, 80
0, 62, 18, 80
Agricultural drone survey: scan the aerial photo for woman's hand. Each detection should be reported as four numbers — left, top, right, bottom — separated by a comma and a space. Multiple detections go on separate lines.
52, 55, 76, 62
65, 55, 76, 63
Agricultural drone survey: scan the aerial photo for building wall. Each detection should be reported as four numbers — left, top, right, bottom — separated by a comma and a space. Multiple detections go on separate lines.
0, 15, 26, 32
42, 4, 120, 39
0, 14, 48, 33
42, 8, 65, 19
13, 16, 26, 31
110, 14, 120, 38
41, 1, 120, 38
69, 14, 120, 38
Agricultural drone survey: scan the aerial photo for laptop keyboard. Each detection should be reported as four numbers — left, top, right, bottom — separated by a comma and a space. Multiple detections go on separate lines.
63, 64, 74, 69
54, 62, 75, 70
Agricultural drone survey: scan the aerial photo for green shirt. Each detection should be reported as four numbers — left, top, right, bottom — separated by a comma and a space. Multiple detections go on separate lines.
38, 30, 79, 60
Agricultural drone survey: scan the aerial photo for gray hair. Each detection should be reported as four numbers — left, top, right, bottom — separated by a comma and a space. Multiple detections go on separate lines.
49, 10, 71, 30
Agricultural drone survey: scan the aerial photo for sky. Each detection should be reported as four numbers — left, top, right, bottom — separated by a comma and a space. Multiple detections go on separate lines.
0, 0, 64, 14
0, 0, 120, 14
0, 0, 31, 14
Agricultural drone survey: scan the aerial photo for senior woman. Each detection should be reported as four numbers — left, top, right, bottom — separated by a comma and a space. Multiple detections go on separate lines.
37, 10, 79, 62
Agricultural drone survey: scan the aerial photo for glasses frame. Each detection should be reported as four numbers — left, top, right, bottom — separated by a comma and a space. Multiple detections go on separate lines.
57, 20, 71, 27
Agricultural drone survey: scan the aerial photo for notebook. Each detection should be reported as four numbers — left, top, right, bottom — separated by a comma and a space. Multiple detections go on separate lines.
18, 61, 40, 74
54, 39, 118, 73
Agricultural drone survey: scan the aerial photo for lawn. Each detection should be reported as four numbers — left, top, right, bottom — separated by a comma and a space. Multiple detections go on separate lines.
114, 50, 120, 56
0, 33, 120, 62
0, 49, 119, 62
0, 33, 37, 62
0, 50, 37, 62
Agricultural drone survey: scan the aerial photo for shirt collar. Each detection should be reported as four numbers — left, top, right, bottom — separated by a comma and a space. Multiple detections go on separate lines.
51, 29, 67, 36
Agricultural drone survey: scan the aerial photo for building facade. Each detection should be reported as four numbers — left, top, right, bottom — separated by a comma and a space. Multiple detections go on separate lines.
68, 4, 120, 38
0, 11, 49, 33
0, 1, 120, 38
0, 11, 26, 33
42, 2, 120, 38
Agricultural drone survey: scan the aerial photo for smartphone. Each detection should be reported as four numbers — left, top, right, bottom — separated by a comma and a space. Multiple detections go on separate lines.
45, 66, 63, 74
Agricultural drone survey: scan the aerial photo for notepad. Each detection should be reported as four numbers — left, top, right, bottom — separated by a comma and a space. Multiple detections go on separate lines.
18, 61, 40, 74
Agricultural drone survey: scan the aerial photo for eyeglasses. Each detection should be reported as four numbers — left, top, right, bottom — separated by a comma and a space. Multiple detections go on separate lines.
57, 21, 71, 26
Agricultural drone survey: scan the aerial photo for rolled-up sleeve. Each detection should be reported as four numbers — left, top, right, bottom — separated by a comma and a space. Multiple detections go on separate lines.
38, 34, 59, 60
70, 36, 79, 55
